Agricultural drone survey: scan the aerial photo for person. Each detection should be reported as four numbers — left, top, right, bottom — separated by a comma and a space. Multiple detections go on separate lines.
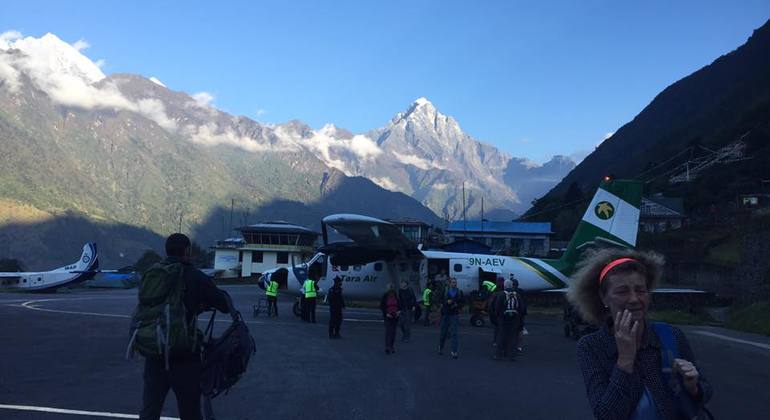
422, 281, 434, 326
380, 283, 400, 354
327, 276, 345, 339
568, 248, 713, 419
511, 277, 527, 353
398, 280, 417, 342
488, 277, 505, 347
302, 277, 318, 323
139, 233, 230, 420
482, 278, 497, 294
265, 272, 279, 318
438, 277, 464, 359
493, 279, 521, 360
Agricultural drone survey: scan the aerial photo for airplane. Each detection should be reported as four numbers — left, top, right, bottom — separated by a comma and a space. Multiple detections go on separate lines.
0, 243, 105, 292
259, 178, 643, 322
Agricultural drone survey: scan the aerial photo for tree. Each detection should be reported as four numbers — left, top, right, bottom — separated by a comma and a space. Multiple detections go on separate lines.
0, 258, 25, 272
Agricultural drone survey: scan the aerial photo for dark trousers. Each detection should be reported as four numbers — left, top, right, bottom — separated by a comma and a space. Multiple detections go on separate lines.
439, 314, 459, 353
496, 316, 520, 358
399, 309, 413, 341
140, 357, 202, 420
423, 305, 432, 326
329, 307, 343, 337
267, 296, 278, 317
384, 316, 398, 350
305, 297, 317, 323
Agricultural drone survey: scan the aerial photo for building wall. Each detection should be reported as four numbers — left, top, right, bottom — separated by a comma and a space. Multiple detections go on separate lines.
446, 233, 550, 257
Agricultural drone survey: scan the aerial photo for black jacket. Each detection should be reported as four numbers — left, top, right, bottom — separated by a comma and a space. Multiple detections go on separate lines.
440, 288, 464, 315
327, 285, 345, 310
397, 287, 416, 311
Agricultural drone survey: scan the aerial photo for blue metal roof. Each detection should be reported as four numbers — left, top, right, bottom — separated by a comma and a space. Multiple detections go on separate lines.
446, 221, 552, 234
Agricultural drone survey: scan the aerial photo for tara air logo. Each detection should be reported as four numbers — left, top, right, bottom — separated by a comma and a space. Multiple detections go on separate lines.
595, 201, 615, 220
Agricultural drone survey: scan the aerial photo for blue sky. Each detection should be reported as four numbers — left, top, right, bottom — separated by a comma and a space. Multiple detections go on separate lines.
2, 0, 769, 163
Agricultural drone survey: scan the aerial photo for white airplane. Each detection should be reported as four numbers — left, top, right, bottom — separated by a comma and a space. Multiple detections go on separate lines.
260, 178, 643, 321
0, 243, 102, 292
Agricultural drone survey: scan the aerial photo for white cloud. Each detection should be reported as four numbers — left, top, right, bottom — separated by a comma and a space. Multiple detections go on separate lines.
72, 39, 90, 51
149, 76, 166, 88
192, 91, 214, 108
371, 176, 401, 192
392, 151, 445, 171
255, 108, 266, 117
518, 138, 532, 144
94, 59, 106, 68
0, 30, 22, 48
185, 123, 297, 153
136, 98, 177, 131
301, 124, 383, 174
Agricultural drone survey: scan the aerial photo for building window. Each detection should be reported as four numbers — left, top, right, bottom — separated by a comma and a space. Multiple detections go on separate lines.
374, 263, 383, 272
252, 251, 263, 263
276, 252, 288, 264
453, 264, 462, 273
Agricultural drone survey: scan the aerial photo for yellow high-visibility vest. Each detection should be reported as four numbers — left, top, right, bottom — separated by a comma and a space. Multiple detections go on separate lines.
482, 281, 497, 293
422, 288, 432, 306
304, 279, 317, 298
266, 280, 278, 297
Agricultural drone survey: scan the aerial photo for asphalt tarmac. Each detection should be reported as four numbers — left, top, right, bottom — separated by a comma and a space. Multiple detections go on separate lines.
1, 285, 768, 419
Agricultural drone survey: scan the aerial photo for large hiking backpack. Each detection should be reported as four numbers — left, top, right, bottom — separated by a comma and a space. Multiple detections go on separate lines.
503, 291, 520, 320
125, 263, 198, 367
201, 310, 256, 399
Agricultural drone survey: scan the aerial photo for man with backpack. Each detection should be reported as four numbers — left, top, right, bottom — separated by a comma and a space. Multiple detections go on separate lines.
493, 279, 521, 361
131, 233, 231, 420
397, 280, 417, 342
438, 277, 464, 359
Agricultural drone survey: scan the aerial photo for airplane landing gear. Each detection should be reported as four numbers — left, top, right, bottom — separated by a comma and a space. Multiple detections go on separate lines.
470, 314, 485, 327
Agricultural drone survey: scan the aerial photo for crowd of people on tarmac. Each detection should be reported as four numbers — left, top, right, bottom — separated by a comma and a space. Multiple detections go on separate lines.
264, 266, 528, 362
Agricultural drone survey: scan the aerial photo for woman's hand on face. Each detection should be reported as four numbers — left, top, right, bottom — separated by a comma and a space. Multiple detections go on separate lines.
673, 358, 700, 397
614, 309, 640, 373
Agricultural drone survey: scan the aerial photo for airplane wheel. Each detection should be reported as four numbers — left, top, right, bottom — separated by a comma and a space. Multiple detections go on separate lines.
470, 315, 485, 327
293, 302, 301, 317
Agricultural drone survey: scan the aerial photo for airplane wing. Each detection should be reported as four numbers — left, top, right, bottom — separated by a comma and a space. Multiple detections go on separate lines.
321, 214, 422, 265
0, 273, 23, 278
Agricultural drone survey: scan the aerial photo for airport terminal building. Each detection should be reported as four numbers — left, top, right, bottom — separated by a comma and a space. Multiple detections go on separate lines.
212, 222, 319, 279
445, 221, 553, 257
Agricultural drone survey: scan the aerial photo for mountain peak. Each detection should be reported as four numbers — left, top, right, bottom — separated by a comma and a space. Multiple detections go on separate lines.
413, 97, 433, 107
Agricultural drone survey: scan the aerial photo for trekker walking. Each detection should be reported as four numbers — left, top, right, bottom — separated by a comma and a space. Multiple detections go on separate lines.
512, 277, 528, 353
438, 277, 464, 359
494, 279, 521, 361
398, 280, 417, 342
380, 284, 400, 354
133, 233, 231, 420
328, 276, 345, 339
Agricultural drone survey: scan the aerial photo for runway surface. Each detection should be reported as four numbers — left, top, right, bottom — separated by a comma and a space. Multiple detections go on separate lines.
1, 285, 768, 419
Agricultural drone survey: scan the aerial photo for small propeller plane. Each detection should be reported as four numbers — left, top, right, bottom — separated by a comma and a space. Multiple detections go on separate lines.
260, 178, 645, 320
0, 243, 109, 292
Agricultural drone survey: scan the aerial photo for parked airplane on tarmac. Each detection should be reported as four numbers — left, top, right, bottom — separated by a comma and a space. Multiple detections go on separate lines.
260, 178, 644, 318
0, 243, 105, 292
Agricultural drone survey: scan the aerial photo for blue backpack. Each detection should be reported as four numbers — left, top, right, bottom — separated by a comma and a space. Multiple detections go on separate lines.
651, 322, 714, 420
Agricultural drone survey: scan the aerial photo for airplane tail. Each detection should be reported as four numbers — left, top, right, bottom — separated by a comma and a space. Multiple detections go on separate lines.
558, 179, 643, 272
74, 243, 98, 272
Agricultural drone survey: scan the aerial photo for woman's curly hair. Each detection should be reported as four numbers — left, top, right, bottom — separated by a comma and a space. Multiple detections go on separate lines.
566, 247, 664, 325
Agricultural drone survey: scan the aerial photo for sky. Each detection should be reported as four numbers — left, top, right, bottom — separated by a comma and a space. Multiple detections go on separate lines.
2, 0, 769, 163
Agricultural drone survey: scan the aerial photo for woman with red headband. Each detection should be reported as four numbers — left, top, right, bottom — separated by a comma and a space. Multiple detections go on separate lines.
567, 248, 712, 419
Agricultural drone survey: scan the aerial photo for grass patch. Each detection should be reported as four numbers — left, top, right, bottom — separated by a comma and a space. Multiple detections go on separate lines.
727, 301, 770, 336
647, 309, 716, 326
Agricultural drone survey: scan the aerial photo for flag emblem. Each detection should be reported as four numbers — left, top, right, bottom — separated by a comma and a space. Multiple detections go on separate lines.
595, 201, 615, 220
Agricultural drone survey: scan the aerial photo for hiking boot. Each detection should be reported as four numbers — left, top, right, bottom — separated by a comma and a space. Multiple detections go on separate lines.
451, 352, 458, 359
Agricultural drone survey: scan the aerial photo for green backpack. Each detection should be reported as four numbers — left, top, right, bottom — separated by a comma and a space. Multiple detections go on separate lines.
126, 262, 199, 368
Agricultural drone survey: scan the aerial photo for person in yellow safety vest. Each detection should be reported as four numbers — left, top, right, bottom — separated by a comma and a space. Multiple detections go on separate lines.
482, 280, 497, 293
422, 281, 433, 326
302, 278, 318, 323
266, 278, 279, 318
